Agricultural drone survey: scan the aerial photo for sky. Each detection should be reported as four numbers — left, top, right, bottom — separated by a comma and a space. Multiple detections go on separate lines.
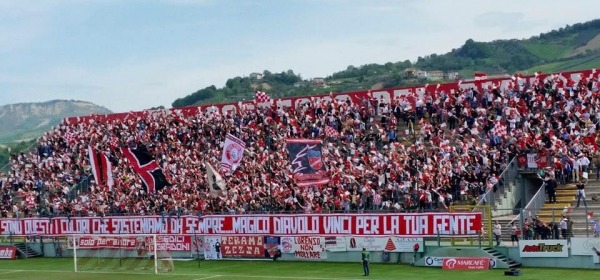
1, 0, 599, 113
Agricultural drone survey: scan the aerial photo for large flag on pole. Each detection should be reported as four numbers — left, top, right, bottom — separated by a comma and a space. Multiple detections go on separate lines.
221, 133, 246, 173
206, 162, 227, 198
286, 139, 329, 187
121, 144, 171, 193
88, 146, 114, 191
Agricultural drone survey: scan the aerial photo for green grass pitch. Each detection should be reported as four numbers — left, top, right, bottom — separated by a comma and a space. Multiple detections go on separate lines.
0, 258, 597, 280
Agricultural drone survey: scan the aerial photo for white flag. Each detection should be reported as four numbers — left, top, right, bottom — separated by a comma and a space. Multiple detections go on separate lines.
221, 133, 246, 173
206, 162, 226, 198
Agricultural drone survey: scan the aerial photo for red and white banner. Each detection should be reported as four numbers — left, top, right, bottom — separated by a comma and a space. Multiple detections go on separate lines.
221, 133, 246, 173
291, 236, 327, 259
0, 213, 482, 237
346, 237, 424, 252
67, 235, 191, 252
64, 70, 597, 125
442, 257, 490, 270
203, 237, 221, 260
220, 236, 264, 258
0, 245, 17, 260
474, 72, 488, 81
519, 240, 568, 258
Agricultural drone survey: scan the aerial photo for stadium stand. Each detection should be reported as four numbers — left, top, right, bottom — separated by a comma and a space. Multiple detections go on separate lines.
1, 70, 600, 226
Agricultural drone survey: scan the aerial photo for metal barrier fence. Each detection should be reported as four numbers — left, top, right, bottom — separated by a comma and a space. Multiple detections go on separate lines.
477, 157, 518, 208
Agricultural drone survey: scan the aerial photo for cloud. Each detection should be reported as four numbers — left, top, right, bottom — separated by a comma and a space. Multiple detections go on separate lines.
2, 0, 600, 114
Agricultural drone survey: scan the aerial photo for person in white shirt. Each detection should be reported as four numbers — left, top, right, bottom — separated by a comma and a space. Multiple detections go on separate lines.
578, 154, 591, 178
559, 217, 568, 239
573, 158, 580, 182
493, 221, 502, 247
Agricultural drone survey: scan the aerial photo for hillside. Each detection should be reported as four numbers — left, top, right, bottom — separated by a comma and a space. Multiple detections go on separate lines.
173, 19, 600, 108
0, 100, 112, 144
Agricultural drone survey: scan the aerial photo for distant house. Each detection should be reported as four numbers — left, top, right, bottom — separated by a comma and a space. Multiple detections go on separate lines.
312, 77, 327, 87
415, 70, 428, 79
403, 68, 418, 77
250, 72, 264, 80
445, 71, 460, 80
294, 81, 306, 88
428, 70, 444, 81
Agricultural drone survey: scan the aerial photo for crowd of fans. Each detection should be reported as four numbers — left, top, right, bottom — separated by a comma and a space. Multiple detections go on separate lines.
1, 71, 600, 218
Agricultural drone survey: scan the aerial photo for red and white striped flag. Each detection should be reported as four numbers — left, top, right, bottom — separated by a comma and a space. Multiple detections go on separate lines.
221, 133, 246, 173
254, 91, 271, 103
87, 146, 114, 191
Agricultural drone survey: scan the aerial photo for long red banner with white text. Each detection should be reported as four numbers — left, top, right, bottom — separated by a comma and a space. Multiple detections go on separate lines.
0, 213, 482, 237
64, 69, 597, 125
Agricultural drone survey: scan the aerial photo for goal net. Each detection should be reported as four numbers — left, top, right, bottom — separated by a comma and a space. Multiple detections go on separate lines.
70, 234, 174, 274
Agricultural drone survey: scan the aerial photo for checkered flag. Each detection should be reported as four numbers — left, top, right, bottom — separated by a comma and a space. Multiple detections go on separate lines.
494, 124, 507, 137
324, 125, 340, 138
64, 132, 76, 144
254, 91, 271, 103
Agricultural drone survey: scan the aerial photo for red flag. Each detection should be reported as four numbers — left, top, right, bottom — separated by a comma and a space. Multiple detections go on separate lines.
88, 146, 113, 191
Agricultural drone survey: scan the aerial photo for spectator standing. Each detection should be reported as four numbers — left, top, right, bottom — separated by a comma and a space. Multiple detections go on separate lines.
559, 217, 568, 239
545, 176, 557, 203
594, 152, 600, 180
510, 221, 519, 246
361, 248, 370, 276
578, 154, 590, 179
493, 221, 502, 247
576, 180, 587, 208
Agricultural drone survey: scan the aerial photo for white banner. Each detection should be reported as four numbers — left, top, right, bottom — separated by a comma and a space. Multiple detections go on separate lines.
292, 237, 326, 259
526, 154, 537, 168
204, 236, 221, 260
221, 133, 246, 173
346, 236, 424, 252
280, 236, 295, 253
570, 238, 600, 256
424, 256, 445, 266
324, 236, 347, 252
519, 240, 568, 258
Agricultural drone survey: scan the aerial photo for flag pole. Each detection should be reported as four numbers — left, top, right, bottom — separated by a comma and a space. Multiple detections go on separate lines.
267, 158, 273, 213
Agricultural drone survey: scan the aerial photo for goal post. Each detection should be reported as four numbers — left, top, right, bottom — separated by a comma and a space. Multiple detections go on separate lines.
69, 234, 174, 274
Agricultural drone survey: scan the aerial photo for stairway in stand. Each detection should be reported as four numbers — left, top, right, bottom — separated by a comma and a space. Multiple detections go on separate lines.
536, 178, 600, 236
13, 243, 43, 258
482, 247, 521, 268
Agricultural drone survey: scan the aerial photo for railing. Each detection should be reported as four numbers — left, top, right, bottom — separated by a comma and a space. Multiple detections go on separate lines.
510, 182, 547, 226
476, 157, 518, 207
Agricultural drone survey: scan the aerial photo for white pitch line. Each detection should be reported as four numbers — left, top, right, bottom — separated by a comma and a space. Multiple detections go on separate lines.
0, 271, 21, 275
0, 269, 368, 280
193, 276, 222, 280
